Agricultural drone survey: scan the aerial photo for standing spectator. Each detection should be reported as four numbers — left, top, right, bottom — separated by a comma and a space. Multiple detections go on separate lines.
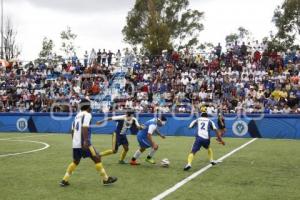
102, 49, 107, 65
97, 49, 102, 64
71, 53, 78, 65
215, 43, 222, 58
84, 51, 89, 68
116, 49, 122, 65
240, 42, 248, 57
89, 48, 97, 65
124, 48, 130, 67
107, 50, 113, 66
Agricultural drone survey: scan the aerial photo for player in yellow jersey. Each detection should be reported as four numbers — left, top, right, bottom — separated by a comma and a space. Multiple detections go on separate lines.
184, 112, 224, 171
60, 99, 117, 186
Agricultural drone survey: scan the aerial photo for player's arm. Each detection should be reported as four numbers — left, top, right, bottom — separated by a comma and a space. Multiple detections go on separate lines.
133, 117, 145, 130
71, 121, 75, 138
155, 129, 166, 139
82, 114, 92, 149
95, 117, 112, 125
95, 115, 124, 125
147, 125, 158, 149
188, 119, 197, 129
82, 127, 89, 149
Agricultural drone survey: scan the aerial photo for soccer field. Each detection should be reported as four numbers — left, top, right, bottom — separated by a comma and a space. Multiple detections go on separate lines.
0, 133, 299, 200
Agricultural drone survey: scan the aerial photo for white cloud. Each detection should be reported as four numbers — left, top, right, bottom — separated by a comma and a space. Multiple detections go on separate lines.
3, 0, 284, 60
191, 0, 284, 45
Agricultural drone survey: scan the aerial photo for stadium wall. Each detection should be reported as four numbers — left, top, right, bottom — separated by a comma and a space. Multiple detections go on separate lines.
0, 113, 300, 139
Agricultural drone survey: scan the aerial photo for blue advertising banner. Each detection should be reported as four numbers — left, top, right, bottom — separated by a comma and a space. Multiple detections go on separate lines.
0, 113, 299, 139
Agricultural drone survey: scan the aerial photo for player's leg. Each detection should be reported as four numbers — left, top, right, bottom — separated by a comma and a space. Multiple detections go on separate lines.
145, 144, 158, 164
60, 149, 82, 186
88, 145, 118, 185
130, 147, 146, 165
221, 128, 227, 137
217, 128, 226, 143
130, 135, 146, 165
204, 140, 217, 165
184, 137, 201, 171
118, 135, 129, 164
119, 143, 129, 164
131, 135, 151, 165
100, 132, 118, 157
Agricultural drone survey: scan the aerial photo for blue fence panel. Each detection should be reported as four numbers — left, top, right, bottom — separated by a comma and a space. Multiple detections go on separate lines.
0, 113, 299, 139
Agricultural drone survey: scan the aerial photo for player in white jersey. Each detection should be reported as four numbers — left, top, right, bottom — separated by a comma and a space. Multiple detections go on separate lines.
184, 112, 224, 171
96, 111, 144, 164
60, 99, 117, 186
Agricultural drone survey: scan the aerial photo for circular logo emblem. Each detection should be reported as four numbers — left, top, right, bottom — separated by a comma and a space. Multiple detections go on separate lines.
16, 118, 28, 132
232, 120, 248, 136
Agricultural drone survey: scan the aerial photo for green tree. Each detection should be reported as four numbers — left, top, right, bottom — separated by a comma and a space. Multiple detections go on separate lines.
225, 33, 239, 45
272, 0, 300, 50
122, 0, 204, 55
225, 27, 252, 45
35, 37, 62, 65
2, 18, 20, 60
60, 26, 77, 58
197, 42, 214, 52
38, 37, 54, 61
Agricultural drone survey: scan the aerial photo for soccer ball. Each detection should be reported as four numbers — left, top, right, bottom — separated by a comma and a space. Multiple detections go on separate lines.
160, 158, 170, 167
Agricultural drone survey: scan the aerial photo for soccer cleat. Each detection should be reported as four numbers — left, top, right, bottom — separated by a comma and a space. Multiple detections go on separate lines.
60, 180, 70, 187
211, 160, 222, 165
184, 164, 191, 171
130, 160, 141, 165
103, 176, 118, 186
145, 158, 156, 164
118, 160, 127, 164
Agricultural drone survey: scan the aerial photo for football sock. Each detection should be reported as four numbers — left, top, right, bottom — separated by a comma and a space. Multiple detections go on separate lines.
187, 153, 194, 165
100, 150, 114, 157
120, 149, 128, 161
208, 148, 213, 162
148, 148, 157, 158
63, 162, 77, 182
132, 149, 142, 160
95, 163, 108, 181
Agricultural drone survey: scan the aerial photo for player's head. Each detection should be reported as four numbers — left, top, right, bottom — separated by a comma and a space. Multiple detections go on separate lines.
218, 112, 222, 117
200, 106, 207, 113
80, 99, 91, 112
125, 110, 135, 121
157, 116, 167, 127
126, 110, 135, 117
201, 112, 208, 117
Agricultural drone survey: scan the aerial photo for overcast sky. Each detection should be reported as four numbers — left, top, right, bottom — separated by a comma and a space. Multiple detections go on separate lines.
4, 0, 284, 60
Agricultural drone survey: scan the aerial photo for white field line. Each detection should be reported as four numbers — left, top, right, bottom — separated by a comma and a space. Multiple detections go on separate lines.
0, 139, 50, 158
152, 138, 258, 200
0, 133, 55, 140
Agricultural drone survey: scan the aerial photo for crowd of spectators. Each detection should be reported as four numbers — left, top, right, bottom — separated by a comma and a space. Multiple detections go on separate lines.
0, 49, 119, 112
0, 42, 300, 114
117, 41, 300, 114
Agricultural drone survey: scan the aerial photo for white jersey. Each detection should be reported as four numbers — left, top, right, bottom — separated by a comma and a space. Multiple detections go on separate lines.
189, 117, 217, 139
72, 111, 92, 148
112, 115, 141, 135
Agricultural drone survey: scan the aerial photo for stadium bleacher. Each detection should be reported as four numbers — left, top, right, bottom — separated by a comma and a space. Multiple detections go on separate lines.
0, 44, 299, 114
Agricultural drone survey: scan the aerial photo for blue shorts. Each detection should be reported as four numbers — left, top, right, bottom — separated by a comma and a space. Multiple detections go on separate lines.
113, 133, 129, 151
191, 137, 210, 153
137, 134, 151, 149
73, 145, 99, 161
